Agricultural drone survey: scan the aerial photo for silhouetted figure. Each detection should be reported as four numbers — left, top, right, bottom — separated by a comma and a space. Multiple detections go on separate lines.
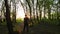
23, 14, 29, 34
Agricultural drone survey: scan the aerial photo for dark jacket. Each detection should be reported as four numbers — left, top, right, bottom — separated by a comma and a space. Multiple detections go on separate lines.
24, 17, 29, 26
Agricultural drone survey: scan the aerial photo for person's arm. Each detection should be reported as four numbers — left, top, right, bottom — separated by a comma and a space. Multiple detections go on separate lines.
24, 18, 25, 23
27, 18, 30, 24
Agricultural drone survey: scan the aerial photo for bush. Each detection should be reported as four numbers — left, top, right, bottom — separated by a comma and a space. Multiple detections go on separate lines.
41, 18, 59, 25
16, 18, 23, 23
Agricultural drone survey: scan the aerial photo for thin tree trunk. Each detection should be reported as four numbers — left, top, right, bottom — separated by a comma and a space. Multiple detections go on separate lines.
57, 4, 59, 20
32, 0, 36, 24
44, 6, 46, 18
39, 6, 42, 21
36, 0, 39, 23
12, 2, 16, 24
48, 7, 51, 20
33, 6, 36, 23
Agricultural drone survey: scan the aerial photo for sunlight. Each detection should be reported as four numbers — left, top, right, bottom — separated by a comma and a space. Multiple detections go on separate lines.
16, 2, 25, 19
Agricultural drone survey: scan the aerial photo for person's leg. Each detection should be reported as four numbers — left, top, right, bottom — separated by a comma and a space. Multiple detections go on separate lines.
22, 25, 26, 34
23, 25, 25, 31
26, 25, 29, 34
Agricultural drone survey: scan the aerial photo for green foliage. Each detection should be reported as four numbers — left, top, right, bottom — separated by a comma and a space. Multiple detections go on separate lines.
16, 18, 23, 23
41, 18, 59, 25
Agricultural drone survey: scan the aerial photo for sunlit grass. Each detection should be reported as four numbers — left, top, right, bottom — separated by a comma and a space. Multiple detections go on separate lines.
16, 18, 24, 23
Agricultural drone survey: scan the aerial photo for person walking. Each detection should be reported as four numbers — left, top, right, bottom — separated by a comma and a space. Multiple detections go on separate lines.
23, 14, 30, 34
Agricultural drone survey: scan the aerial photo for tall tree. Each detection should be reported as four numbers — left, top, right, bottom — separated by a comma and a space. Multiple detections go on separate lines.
47, 0, 53, 20
26, 0, 33, 24
1, 1, 5, 24
58, 0, 60, 25
12, 0, 16, 24
38, 0, 43, 22
43, 0, 46, 19
4, 0, 13, 34
36, 0, 40, 23
43, 0, 53, 20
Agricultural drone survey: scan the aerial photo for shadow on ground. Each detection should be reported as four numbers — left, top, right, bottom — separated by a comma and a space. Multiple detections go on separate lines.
0, 22, 60, 34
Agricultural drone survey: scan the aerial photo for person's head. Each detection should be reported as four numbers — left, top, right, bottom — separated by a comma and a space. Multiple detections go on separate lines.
25, 14, 27, 17
25, 14, 27, 16
25, 13, 30, 18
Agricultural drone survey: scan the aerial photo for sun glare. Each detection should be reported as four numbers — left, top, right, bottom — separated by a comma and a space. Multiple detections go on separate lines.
16, 2, 25, 19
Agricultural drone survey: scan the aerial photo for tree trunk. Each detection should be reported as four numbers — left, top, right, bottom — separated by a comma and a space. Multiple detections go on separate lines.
43, 1, 45, 19
44, 6, 46, 18
12, 2, 16, 24
39, 6, 42, 21
4, 0, 13, 34
48, 7, 51, 20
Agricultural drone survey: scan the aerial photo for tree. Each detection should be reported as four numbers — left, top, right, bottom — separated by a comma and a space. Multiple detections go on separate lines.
26, 0, 33, 25
47, 0, 53, 20
4, 0, 13, 34
58, 0, 60, 25
38, 0, 43, 22
12, 0, 16, 25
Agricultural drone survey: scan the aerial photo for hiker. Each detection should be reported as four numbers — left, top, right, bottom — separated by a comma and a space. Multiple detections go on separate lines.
23, 14, 30, 34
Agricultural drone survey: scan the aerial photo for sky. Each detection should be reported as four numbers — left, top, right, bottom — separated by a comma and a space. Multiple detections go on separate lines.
16, 2, 25, 19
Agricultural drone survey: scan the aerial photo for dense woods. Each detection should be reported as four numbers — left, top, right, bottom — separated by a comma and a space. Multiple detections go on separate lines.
0, 0, 60, 34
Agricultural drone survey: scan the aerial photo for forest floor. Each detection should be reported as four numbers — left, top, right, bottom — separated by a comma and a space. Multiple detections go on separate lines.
17, 22, 60, 34
0, 22, 60, 34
